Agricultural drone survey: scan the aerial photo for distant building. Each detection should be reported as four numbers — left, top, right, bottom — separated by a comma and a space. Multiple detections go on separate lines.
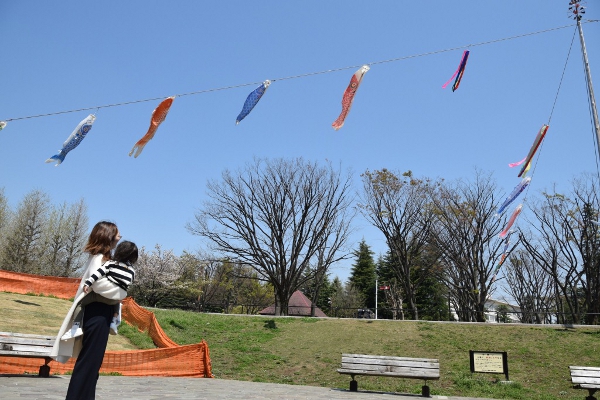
484, 298, 521, 323
259, 290, 327, 317
450, 298, 522, 323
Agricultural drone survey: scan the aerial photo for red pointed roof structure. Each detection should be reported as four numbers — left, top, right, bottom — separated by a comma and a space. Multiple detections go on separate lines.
259, 290, 327, 317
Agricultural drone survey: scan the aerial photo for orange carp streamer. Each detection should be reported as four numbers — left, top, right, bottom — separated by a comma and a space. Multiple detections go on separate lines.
332, 65, 370, 130
129, 97, 175, 158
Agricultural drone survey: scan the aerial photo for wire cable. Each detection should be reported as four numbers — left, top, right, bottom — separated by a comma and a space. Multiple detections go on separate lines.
4, 21, 596, 123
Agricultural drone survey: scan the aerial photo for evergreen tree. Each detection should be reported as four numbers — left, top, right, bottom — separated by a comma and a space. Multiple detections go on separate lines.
377, 248, 448, 320
413, 244, 449, 320
349, 240, 377, 309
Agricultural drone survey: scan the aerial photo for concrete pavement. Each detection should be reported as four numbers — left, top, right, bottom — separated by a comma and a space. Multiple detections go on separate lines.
0, 375, 498, 400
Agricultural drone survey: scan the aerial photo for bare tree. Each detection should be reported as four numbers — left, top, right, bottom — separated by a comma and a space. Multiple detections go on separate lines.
41, 202, 70, 276
519, 175, 600, 324
570, 175, 600, 324
1, 190, 50, 273
428, 171, 504, 322
503, 249, 556, 324
359, 169, 439, 320
62, 199, 89, 276
0, 188, 11, 245
382, 279, 405, 320
37, 199, 88, 276
187, 157, 354, 315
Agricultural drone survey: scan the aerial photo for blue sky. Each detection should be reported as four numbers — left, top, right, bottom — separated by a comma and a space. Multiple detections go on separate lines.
1, 1, 599, 282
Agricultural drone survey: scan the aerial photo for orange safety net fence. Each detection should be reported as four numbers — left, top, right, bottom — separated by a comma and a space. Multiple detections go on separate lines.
0, 269, 213, 378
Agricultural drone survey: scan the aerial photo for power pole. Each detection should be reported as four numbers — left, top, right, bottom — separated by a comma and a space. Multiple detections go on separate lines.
569, 1, 600, 159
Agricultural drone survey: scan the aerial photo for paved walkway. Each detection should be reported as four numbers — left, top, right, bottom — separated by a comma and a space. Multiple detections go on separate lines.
0, 375, 497, 400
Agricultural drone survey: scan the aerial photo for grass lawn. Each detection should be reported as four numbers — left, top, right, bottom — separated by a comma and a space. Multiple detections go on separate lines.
3, 291, 600, 399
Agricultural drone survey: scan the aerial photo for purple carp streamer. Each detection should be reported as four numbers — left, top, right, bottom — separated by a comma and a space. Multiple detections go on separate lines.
45, 114, 96, 166
442, 50, 470, 91
332, 65, 370, 130
496, 177, 531, 216
236, 80, 271, 124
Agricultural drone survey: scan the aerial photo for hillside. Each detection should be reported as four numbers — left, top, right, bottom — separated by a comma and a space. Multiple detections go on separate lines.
2, 291, 599, 399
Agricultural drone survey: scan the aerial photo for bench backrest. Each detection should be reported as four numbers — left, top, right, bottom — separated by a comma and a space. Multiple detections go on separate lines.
340, 353, 440, 379
570, 366, 600, 389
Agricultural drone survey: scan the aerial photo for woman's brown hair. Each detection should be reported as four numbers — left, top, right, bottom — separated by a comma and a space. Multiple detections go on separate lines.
83, 221, 118, 261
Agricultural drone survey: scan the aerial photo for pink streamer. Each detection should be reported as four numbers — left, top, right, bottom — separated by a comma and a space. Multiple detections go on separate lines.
508, 157, 526, 168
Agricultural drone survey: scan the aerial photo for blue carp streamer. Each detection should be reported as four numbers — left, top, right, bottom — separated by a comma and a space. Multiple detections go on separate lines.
45, 114, 96, 166
236, 80, 271, 124
496, 177, 531, 216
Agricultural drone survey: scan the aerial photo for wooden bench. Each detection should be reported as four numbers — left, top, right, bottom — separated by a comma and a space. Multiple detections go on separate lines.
0, 332, 55, 377
570, 366, 600, 400
338, 353, 440, 397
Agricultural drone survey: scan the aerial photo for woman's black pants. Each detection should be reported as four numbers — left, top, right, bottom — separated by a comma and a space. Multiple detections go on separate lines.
65, 301, 112, 400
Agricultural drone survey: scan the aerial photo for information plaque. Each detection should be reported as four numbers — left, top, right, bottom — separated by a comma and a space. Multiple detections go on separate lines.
469, 350, 509, 381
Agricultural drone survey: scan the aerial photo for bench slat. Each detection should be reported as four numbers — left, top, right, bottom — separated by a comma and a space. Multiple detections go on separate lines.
2, 344, 52, 353
341, 357, 438, 369
0, 337, 54, 347
0, 332, 55, 340
338, 368, 439, 379
340, 363, 438, 373
572, 376, 600, 385
571, 371, 600, 378
342, 353, 438, 363
0, 350, 52, 358
338, 367, 439, 379
570, 366, 600, 372
575, 383, 600, 390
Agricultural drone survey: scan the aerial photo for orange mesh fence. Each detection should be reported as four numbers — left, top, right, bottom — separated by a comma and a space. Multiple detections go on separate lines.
0, 270, 79, 299
121, 297, 179, 348
0, 270, 213, 378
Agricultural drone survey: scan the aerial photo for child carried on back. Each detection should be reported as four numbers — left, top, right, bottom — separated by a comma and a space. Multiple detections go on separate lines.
62, 241, 137, 339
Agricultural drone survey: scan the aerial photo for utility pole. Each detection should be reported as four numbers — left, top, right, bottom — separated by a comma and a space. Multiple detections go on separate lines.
375, 278, 378, 319
569, 1, 600, 159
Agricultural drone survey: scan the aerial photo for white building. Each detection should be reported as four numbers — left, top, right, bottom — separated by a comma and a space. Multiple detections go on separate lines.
450, 298, 522, 323
484, 298, 521, 323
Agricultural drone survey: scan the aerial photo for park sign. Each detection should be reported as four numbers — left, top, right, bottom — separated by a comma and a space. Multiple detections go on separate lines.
469, 350, 509, 381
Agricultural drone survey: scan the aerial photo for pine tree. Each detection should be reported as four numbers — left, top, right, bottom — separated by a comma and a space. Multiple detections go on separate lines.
349, 239, 377, 309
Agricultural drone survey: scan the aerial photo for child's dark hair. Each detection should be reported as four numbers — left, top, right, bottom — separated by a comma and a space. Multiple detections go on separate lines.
113, 240, 138, 265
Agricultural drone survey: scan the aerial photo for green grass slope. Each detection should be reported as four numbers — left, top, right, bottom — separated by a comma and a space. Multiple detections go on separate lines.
3, 291, 599, 399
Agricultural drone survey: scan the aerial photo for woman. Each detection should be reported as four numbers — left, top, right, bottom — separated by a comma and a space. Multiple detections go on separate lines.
51, 221, 121, 400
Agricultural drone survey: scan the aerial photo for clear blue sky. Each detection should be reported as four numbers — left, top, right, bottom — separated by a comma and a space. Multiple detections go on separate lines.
1, 1, 599, 282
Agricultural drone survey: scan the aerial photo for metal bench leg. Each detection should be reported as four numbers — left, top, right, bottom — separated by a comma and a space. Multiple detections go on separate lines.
39, 357, 51, 378
586, 388, 597, 400
349, 375, 357, 392
421, 384, 430, 397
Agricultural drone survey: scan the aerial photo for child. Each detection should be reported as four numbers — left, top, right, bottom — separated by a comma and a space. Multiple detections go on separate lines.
62, 241, 137, 339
